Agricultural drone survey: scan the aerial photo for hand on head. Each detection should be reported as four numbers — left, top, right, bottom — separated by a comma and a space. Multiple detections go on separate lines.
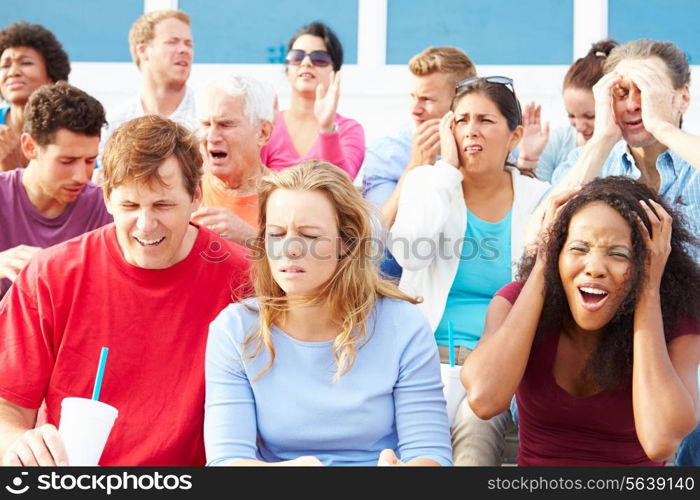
536, 187, 580, 265
438, 111, 459, 169
636, 198, 673, 290
591, 72, 624, 142
624, 59, 685, 137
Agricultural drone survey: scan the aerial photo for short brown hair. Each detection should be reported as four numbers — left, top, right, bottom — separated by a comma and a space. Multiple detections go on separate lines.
409, 46, 476, 85
23, 82, 105, 147
128, 9, 190, 68
102, 115, 202, 199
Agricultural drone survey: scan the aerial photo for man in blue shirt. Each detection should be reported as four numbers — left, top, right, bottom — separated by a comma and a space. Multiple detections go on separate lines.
551, 39, 698, 239
549, 39, 699, 465
361, 47, 476, 277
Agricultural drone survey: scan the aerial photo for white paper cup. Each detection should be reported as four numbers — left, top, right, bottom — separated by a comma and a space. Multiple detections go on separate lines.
440, 364, 467, 427
58, 397, 118, 466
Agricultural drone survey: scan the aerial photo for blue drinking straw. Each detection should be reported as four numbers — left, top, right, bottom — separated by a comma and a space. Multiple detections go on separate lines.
448, 320, 455, 367
91, 347, 109, 401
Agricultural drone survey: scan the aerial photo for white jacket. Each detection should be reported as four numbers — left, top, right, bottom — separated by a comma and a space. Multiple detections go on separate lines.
389, 161, 550, 331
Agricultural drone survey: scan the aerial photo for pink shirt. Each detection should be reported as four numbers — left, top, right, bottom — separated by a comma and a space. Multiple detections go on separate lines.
260, 111, 365, 179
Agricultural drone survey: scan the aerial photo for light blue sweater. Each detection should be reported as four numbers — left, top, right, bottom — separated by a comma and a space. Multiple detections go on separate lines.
204, 297, 453, 466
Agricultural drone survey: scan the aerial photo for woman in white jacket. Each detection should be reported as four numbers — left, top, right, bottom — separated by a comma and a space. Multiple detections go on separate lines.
389, 76, 550, 465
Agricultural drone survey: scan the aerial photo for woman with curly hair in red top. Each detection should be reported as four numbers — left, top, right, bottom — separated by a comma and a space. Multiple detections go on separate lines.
463, 176, 700, 465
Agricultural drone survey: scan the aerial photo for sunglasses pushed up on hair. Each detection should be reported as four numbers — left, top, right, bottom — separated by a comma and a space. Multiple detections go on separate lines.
455, 75, 522, 123
285, 49, 333, 68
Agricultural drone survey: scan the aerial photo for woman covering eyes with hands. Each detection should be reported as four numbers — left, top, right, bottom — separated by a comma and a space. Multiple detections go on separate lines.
260, 22, 365, 179
204, 160, 451, 466
389, 77, 549, 465
463, 176, 700, 465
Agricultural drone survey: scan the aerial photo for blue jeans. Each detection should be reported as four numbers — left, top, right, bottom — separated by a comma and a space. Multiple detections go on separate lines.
379, 249, 402, 279
676, 423, 700, 466
510, 397, 519, 429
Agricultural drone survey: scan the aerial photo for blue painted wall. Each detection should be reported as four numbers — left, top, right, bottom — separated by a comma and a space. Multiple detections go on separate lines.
0, 0, 142, 62
3, 1, 697, 67
386, 0, 574, 65
180, 0, 358, 64
609, 0, 699, 64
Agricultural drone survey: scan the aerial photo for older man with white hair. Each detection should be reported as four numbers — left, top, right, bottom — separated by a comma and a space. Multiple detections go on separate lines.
191, 74, 275, 246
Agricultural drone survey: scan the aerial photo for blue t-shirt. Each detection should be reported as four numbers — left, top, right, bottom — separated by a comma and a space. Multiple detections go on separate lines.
204, 297, 453, 466
1, 106, 9, 125
434, 209, 512, 350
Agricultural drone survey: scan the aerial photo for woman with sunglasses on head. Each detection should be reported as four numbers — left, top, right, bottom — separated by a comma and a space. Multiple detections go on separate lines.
389, 76, 549, 465
204, 161, 452, 466
0, 22, 70, 171
517, 39, 618, 181
260, 22, 365, 179
463, 177, 700, 465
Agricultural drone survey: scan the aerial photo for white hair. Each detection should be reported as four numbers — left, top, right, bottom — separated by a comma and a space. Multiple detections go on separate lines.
204, 74, 276, 124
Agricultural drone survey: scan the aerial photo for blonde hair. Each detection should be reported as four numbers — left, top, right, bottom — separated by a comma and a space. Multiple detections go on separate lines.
246, 160, 419, 380
128, 9, 190, 68
409, 46, 476, 85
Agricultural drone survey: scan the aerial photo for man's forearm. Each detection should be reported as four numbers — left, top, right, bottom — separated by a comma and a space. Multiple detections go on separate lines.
557, 135, 618, 189
0, 401, 35, 457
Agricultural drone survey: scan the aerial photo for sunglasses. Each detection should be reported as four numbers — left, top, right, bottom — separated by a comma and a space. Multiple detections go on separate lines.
455, 76, 522, 123
285, 49, 333, 68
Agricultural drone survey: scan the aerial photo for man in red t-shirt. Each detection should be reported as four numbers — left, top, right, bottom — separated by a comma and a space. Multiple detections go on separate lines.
0, 115, 250, 466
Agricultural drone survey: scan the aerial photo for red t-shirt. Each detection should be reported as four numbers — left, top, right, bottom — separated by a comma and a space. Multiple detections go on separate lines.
496, 281, 698, 466
0, 223, 250, 465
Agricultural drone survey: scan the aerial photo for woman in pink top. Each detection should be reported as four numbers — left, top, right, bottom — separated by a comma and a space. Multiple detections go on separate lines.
260, 22, 365, 179
463, 177, 700, 465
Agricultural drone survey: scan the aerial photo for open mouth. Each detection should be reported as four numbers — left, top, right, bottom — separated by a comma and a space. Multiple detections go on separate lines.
578, 286, 609, 311
624, 118, 643, 129
134, 236, 165, 247
209, 149, 227, 160
299, 72, 315, 79
464, 145, 483, 154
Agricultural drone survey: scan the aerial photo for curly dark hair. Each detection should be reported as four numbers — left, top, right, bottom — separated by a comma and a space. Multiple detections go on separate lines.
0, 22, 70, 87
518, 176, 700, 391
23, 82, 105, 147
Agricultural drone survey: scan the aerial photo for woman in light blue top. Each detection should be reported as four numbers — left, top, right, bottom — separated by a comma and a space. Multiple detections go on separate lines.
517, 39, 618, 182
390, 77, 549, 465
204, 160, 452, 467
